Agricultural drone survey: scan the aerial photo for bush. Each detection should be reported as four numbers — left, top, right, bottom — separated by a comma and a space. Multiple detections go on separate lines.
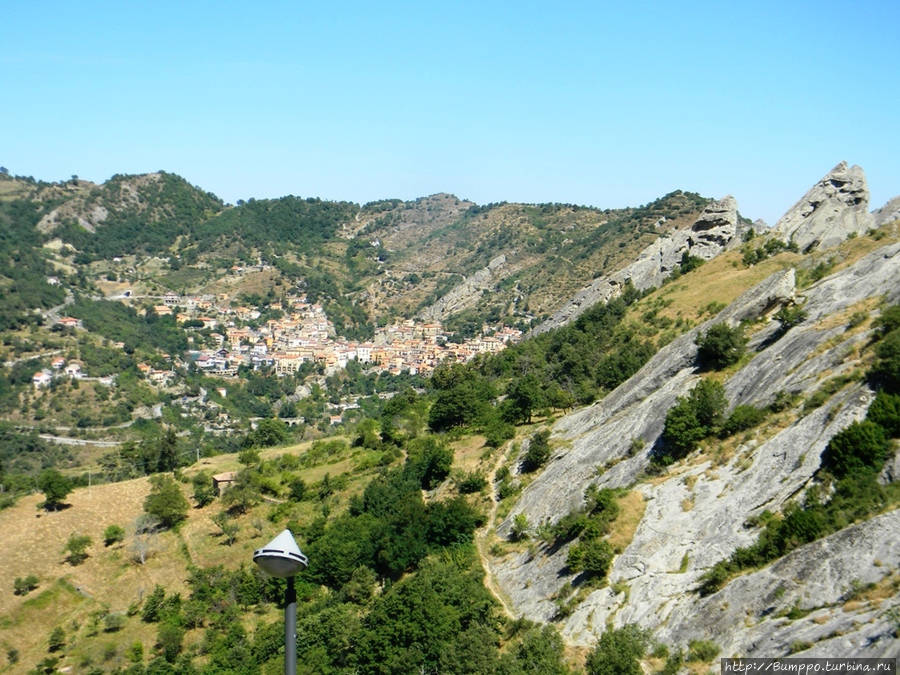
63, 533, 92, 565
774, 304, 807, 332
522, 429, 552, 472
567, 538, 614, 578
143, 474, 190, 528
455, 470, 487, 494
103, 613, 126, 632
873, 330, 900, 393
687, 639, 720, 663
696, 323, 746, 369
822, 420, 890, 478
13, 574, 39, 595
661, 379, 728, 461
867, 391, 900, 437
720, 404, 767, 437
48, 627, 65, 652
586, 624, 649, 675
103, 524, 125, 546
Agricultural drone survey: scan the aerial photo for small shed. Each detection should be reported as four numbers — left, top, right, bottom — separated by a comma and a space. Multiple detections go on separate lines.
212, 471, 238, 495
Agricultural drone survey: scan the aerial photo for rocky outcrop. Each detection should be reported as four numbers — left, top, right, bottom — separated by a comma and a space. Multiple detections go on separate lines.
529, 197, 740, 336
492, 241, 900, 655
417, 255, 508, 322
771, 162, 873, 252
873, 195, 900, 227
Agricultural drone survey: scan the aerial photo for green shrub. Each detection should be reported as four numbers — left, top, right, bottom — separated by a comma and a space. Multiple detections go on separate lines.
586, 624, 650, 675
567, 539, 614, 578
873, 330, 900, 393
774, 304, 808, 332
687, 639, 720, 663
867, 391, 900, 437
522, 429, 552, 472
455, 470, 487, 494
696, 322, 746, 369
661, 379, 728, 461
103, 524, 125, 546
822, 420, 890, 478
720, 405, 767, 437
63, 533, 92, 565
13, 574, 39, 595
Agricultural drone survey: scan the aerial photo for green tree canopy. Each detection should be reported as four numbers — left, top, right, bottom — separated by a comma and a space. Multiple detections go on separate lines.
696, 322, 746, 369
37, 469, 73, 511
143, 474, 190, 528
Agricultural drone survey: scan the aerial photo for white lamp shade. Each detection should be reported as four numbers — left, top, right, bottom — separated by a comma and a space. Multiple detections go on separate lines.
253, 529, 308, 578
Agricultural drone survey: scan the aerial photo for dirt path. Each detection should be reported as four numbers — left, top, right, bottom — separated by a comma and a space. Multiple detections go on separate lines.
475, 439, 518, 619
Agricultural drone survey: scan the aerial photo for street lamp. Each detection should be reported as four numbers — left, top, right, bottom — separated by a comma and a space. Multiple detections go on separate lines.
253, 530, 308, 675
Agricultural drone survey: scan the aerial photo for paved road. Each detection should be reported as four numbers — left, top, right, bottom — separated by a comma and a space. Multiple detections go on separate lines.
38, 434, 121, 447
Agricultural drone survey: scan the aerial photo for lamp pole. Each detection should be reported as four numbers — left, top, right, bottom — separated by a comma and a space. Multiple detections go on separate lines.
253, 530, 308, 675
285, 576, 296, 675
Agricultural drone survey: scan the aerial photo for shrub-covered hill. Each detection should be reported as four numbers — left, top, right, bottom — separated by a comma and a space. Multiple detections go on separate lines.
0, 434, 585, 675
0, 168, 713, 338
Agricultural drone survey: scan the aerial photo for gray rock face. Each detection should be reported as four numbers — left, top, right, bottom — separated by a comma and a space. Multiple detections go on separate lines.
417, 254, 508, 322
771, 162, 873, 252
873, 195, 900, 227
529, 197, 740, 336
492, 241, 900, 656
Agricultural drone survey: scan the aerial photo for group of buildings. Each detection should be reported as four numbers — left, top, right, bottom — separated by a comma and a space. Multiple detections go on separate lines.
179, 293, 523, 378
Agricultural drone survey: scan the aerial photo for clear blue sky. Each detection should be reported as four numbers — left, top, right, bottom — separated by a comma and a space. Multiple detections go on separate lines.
2, 1, 897, 224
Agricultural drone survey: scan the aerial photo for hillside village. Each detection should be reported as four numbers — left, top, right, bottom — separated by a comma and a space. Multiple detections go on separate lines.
27, 288, 523, 434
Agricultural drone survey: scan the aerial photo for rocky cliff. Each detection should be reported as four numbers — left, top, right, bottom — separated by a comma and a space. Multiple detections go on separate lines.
771, 162, 874, 252
491, 239, 900, 657
417, 254, 509, 322
528, 196, 743, 336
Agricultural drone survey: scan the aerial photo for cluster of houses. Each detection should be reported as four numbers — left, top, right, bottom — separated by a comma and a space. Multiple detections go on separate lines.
174, 292, 523, 377
32, 356, 116, 390
35, 291, 522, 394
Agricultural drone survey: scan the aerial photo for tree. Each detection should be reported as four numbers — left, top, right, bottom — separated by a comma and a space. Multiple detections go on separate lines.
503, 374, 546, 425
157, 623, 185, 662
220, 470, 261, 514
191, 470, 216, 507
131, 515, 161, 565
586, 624, 649, 675
522, 429, 552, 472
406, 436, 453, 489
143, 475, 190, 528
156, 429, 180, 473
37, 469, 73, 511
696, 322, 746, 369
63, 533, 92, 565
14, 575, 39, 596
141, 585, 166, 622
48, 627, 66, 653
661, 378, 727, 462
211, 511, 239, 545
250, 418, 289, 448
822, 420, 890, 478
103, 524, 126, 546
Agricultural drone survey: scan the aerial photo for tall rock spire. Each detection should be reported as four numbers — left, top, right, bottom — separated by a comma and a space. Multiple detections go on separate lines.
771, 162, 873, 252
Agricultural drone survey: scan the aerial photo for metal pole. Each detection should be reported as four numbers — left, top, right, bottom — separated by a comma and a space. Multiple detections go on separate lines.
285, 576, 297, 675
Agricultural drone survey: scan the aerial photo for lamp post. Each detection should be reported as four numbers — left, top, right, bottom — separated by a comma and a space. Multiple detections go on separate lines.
253, 530, 308, 675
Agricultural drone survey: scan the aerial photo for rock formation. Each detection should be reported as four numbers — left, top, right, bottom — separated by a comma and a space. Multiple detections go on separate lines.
771, 162, 873, 252
529, 196, 741, 336
873, 195, 900, 227
492, 241, 900, 656
417, 254, 508, 322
